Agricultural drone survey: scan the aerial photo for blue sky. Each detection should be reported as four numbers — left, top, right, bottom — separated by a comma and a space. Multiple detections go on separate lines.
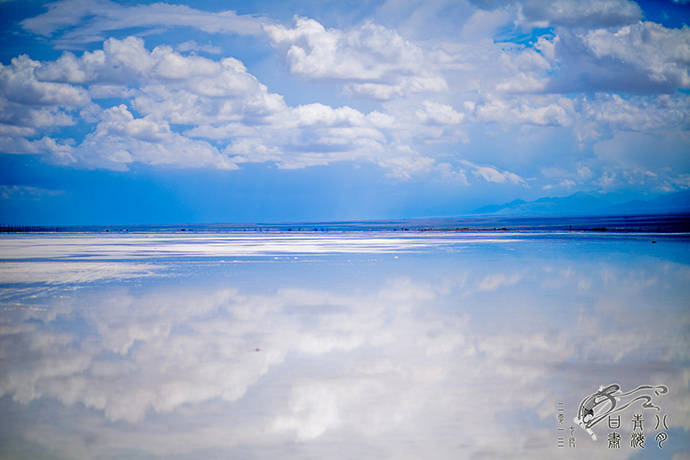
0, 0, 688, 224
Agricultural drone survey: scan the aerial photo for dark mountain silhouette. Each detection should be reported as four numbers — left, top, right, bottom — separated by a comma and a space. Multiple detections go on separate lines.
473, 190, 690, 216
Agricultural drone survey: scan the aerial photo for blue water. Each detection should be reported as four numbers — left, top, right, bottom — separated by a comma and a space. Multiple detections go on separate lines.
0, 228, 688, 458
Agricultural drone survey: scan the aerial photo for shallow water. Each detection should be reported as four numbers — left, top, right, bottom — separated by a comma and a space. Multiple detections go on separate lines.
1, 232, 688, 459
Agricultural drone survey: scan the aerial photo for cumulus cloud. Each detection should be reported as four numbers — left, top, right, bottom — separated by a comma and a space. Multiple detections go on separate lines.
579, 93, 690, 132
344, 75, 447, 100
0, 55, 91, 141
416, 101, 464, 125
539, 22, 690, 95
9, 36, 441, 174
0, 135, 75, 162
219, 101, 409, 172
76, 104, 236, 169
3, 45, 242, 169
265, 17, 447, 100
265, 18, 420, 80
461, 160, 528, 185
1, 55, 89, 106
458, 5, 688, 99
2, 1, 688, 190
468, 95, 574, 126
582, 22, 690, 90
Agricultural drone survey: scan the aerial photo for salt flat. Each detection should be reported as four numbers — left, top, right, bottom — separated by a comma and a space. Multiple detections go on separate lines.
0, 232, 688, 459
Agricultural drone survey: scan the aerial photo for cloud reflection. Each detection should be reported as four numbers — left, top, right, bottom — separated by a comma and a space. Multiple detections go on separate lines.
0, 241, 688, 459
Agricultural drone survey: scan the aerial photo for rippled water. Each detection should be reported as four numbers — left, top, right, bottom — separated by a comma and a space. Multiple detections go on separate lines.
1, 232, 688, 458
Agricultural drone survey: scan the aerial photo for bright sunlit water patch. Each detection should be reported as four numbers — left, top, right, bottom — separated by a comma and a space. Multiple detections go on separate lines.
0, 232, 688, 459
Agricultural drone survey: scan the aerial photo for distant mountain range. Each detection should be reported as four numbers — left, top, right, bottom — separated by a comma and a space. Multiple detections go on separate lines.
473, 190, 690, 216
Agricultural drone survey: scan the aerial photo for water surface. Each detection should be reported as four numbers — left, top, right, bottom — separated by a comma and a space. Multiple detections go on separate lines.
1, 231, 688, 458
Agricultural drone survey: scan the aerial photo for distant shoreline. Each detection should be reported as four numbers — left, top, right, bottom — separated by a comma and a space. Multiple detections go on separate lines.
1, 213, 689, 234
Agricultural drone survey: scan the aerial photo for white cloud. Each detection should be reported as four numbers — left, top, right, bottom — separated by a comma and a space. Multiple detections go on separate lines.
0, 135, 75, 162
542, 22, 690, 94
453, 7, 688, 99
75, 105, 236, 169
460, 160, 528, 185
3, 3, 688, 187
265, 17, 446, 100
579, 93, 690, 132
470, 95, 573, 126
97, 104, 169, 142
345, 75, 448, 100
0, 55, 91, 139
21, 0, 264, 47
476, 272, 522, 291
30, 34, 541, 179
1, 55, 89, 106
12, 37, 288, 169
272, 383, 342, 440
265, 18, 417, 80
219, 101, 402, 171
36, 36, 259, 88
416, 101, 464, 125
472, 0, 641, 28
289, 103, 366, 127
518, 0, 642, 28
376, 153, 437, 179
460, 7, 513, 41
0, 125, 37, 137
582, 22, 690, 89
27, 37, 441, 173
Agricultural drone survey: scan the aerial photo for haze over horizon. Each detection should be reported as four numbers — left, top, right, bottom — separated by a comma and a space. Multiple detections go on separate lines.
1, 0, 689, 224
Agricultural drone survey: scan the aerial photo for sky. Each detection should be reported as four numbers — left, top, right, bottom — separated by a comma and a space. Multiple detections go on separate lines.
0, 0, 689, 224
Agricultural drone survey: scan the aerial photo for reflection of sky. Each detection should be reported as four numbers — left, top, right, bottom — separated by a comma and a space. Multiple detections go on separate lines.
0, 233, 688, 459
